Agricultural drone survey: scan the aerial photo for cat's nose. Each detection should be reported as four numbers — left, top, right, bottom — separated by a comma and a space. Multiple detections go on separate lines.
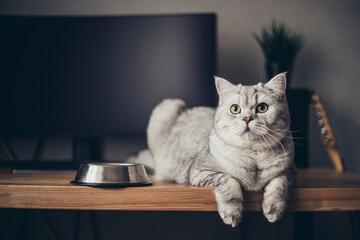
243, 117, 253, 124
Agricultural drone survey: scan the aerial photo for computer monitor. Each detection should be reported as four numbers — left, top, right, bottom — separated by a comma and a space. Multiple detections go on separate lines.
0, 14, 216, 137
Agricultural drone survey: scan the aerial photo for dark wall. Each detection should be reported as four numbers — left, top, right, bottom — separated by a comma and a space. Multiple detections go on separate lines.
2, 0, 357, 172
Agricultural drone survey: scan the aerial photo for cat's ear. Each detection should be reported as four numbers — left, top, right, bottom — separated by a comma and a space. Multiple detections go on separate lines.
215, 76, 236, 104
265, 72, 287, 99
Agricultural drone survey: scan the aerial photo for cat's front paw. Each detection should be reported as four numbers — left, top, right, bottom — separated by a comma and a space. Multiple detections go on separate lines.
218, 202, 243, 227
262, 197, 286, 223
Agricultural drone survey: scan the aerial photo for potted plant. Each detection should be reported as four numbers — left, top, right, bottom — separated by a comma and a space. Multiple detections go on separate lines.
254, 21, 308, 168
253, 20, 304, 88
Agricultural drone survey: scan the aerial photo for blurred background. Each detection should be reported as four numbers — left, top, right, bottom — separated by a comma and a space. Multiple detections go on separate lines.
0, 0, 359, 239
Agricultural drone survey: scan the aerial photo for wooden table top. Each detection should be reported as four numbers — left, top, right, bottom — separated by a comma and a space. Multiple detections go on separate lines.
1, 168, 360, 212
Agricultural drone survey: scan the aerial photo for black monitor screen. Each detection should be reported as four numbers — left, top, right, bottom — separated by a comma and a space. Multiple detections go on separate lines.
0, 14, 216, 137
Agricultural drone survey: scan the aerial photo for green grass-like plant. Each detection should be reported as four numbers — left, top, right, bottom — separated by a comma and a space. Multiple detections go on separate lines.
253, 20, 304, 82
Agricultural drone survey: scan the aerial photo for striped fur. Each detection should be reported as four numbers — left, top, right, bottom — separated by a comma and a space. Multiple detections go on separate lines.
131, 73, 295, 227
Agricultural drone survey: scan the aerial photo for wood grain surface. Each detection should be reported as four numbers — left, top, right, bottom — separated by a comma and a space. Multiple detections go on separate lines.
1, 168, 360, 212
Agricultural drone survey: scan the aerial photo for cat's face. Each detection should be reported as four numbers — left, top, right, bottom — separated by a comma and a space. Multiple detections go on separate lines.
214, 73, 290, 147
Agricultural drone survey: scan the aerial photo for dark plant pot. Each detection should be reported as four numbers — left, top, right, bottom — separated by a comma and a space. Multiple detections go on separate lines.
287, 89, 311, 168
265, 61, 293, 88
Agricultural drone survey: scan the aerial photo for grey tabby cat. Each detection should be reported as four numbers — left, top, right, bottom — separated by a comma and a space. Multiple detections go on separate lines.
131, 72, 295, 227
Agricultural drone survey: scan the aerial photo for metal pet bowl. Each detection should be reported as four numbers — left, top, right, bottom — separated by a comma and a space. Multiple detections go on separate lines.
70, 163, 152, 187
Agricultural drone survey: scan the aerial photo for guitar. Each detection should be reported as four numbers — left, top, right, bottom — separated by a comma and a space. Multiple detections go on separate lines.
310, 92, 344, 172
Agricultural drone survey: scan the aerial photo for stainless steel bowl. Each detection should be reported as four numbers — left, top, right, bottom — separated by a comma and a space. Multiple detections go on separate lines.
70, 163, 152, 187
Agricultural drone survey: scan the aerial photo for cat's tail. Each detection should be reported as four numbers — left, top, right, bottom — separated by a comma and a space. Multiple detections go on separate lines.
126, 149, 155, 174
146, 98, 186, 150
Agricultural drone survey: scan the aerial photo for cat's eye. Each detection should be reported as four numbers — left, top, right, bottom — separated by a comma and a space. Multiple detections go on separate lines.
256, 103, 268, 113
230, 104, 241, 115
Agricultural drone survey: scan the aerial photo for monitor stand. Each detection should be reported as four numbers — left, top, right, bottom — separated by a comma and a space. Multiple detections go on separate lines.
9, 137, 104, 173
72, 137, 104, 166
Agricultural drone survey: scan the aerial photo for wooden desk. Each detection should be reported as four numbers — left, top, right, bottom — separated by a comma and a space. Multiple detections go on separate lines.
1, 168, 360, 212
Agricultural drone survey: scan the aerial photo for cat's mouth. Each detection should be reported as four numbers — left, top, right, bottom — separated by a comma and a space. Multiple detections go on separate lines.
242, 126, 254, 135
240, 127, 260, 141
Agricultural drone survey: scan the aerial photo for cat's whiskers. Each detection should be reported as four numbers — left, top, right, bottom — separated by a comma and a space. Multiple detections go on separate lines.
264, 132, 286, 154
273, 128, 303, 134
260, 132, 278, 153
232, 123, 244, 135
257, 125, 293, 141
264, 128, 297, 147
251, 126, 277, 151
260, 125, 306, 148
260, 125, 292, 141
254, 125, 287, 154
256, 131, 275, 152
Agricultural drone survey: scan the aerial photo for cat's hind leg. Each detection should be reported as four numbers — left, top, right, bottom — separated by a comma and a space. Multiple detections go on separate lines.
146, 99, 186, 150
126, 149, 154, 174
